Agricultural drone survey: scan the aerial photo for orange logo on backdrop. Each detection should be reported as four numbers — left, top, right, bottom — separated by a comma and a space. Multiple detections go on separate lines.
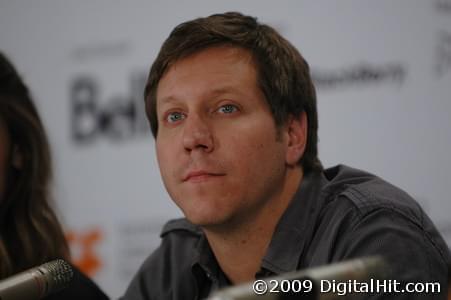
66, 228, 103, 276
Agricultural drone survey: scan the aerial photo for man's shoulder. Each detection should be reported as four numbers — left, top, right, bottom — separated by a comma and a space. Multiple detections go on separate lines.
309, 165, 450, 287
323, 164, 423, 224
318, 165, 450, 262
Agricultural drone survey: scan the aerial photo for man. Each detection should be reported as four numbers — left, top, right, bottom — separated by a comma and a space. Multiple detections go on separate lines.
122, 12, 450, 299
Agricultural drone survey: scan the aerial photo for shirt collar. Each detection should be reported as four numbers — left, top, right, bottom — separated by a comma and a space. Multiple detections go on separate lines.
192, 233, 230, 295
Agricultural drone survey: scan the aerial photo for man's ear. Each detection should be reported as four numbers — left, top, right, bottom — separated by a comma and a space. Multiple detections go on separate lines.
11, 146, 23, 169
285, 111, 307, 166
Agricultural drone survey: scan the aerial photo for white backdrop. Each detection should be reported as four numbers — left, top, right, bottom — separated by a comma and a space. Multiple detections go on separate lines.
1, 1, 450, 298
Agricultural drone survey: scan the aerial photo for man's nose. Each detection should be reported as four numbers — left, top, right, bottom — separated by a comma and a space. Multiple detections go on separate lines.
182, 114, 214, 153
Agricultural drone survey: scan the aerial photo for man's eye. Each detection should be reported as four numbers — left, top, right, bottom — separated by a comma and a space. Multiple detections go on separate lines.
166, 112, 185, 123
217, 104, 239, 114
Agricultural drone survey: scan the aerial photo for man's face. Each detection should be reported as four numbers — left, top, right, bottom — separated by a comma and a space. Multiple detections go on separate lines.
155, 46, 291, 228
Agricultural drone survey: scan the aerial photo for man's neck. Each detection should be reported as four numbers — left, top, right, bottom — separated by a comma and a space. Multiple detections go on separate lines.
203, 167, 303, 284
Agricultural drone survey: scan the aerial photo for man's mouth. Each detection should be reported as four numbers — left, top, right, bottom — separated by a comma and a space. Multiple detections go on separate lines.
183, 170, 225, 182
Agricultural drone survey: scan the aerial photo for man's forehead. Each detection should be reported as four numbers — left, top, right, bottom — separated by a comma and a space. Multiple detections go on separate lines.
156, 46, 259, 103
164, 45, 255, 76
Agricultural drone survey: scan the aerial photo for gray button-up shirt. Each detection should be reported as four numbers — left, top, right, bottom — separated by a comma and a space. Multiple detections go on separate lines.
121, 165, 451, 300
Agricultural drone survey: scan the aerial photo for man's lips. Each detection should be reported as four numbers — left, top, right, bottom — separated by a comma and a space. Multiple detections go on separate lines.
183, 170, 225, 182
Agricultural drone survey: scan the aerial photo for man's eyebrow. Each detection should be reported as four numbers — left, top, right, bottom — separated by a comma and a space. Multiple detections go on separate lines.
159, 86, 246, 105
206, 86, 246, 98
208, 86, 245, 97
159, 95, 179, 105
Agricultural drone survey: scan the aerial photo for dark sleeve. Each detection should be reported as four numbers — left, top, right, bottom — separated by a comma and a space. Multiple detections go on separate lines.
334, 207, 449, 300
45, 266, 109, 300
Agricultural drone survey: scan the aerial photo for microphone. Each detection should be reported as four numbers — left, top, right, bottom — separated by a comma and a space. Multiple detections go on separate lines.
208, 256, 388, 300
0, 259, 74, 300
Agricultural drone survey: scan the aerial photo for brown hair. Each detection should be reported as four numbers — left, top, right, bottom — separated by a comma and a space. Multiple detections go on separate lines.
0, 52, 69, 278
145, 12, 322, 174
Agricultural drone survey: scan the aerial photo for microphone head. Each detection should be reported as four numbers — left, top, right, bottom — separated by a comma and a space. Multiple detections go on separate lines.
0, 259, 74, 300
37, 259, 74, 295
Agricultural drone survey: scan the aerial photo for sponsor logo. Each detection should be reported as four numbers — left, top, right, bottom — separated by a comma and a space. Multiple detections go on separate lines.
70, 40, 131, 62
435, 31, 451, 77
312, 63, 406, 89
70, 72, 149, 143
66, 228, 104, 276
435, 0, 451, 13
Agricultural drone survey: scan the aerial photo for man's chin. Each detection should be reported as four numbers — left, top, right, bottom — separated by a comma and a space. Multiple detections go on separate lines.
183, 210, 229, 227
185, 213, 244, 234
185, 215, 225, 228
